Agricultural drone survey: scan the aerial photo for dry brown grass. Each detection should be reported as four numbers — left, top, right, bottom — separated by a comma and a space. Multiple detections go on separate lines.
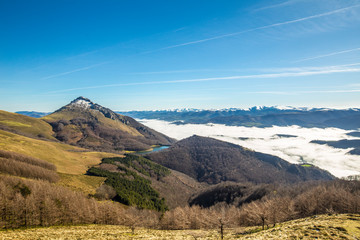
0, 130, 121, 174
238, 214, 360, 239
0, 214, 358, 239
57, 173, 106, 195
0, 157, 59, 182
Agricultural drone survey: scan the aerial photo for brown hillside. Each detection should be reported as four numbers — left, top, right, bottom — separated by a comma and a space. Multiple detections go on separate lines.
147, 135, 335, 184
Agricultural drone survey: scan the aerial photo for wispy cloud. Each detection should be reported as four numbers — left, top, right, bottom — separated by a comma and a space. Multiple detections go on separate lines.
142, 4, 360, 54
46, 63, 360, 93
250, 89, 360, 95
40, 62, 109, 80
39, 4, 360, 80
252, 0, 300, 12
126, 69, 214, 75
294, 47, 360, 62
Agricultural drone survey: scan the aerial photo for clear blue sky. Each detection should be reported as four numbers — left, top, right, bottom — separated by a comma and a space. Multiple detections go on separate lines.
1, 0, 360, 111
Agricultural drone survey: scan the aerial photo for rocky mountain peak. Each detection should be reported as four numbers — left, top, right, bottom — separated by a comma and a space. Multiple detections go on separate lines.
69, 96, 94, 109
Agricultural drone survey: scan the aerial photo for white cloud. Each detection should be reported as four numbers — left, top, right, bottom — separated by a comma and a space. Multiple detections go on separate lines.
139, 119, 360, 178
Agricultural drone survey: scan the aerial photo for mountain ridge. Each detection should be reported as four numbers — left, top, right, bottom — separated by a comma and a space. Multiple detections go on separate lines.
118, 107, 360, 129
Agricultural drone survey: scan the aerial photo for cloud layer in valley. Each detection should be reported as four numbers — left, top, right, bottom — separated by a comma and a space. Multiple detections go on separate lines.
139, 119, 360, 178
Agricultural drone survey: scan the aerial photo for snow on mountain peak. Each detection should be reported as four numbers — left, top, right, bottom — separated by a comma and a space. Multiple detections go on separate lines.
70, 97, 93, 109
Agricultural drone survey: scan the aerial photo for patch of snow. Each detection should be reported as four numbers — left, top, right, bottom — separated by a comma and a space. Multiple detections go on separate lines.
72, 99, 92, 109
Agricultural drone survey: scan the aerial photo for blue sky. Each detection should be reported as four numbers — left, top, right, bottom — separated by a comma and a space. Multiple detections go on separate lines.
1, 0, 360, 111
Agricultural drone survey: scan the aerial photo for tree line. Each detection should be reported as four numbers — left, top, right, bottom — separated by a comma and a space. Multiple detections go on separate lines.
1, 172, 359, 231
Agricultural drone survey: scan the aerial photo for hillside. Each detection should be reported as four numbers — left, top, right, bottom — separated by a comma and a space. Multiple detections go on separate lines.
0, 110, 55, 140
189, 183, 271, 208
0, 105, 200, 209
0, 127, 119, 195
43, 97, 175, 152
87, 154, 206, 210
0, 129, 119, 174
147, 135, 335, 184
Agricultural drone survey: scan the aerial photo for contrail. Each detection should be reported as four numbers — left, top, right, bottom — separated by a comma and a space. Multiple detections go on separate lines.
294, 47, 360, 62
46, 63, 360, 93
250, 89, 360, 95
40, 62, 109, 80
40, 5, 360, 79
252, 0, 298, 12
142, 4, 360, 54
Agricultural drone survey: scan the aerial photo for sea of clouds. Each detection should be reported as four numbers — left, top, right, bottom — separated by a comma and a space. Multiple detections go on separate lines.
139, 119, 360, 178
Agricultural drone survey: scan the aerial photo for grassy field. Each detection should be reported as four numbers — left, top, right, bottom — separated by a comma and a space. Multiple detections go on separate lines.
0, 130, 121, 174
0, 214, 359, 239
0, 110, 55, 140
57, 173, 106, 195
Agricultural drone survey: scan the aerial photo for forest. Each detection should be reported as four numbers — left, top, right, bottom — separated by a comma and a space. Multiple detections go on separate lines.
1, 172, 359, 231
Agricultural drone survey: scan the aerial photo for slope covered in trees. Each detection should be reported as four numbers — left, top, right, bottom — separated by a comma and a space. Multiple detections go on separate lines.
189, 183, 271, 208
87, 154, 169, 211
87, 154, 206, 211
0, 150, 59, 182
147, 135, 335, 184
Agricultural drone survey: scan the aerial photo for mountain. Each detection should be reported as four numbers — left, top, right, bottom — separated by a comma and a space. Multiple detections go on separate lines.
147, 135, 335, 184
16, 111, 49, 118
119, 107, 360, 129
42, 97, 175, 152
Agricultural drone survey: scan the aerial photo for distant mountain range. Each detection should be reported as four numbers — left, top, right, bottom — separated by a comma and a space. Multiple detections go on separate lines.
311, 138, 360, 156
17, 106, 360, 129
15, 111, 50, 118
117, 106, 360, 129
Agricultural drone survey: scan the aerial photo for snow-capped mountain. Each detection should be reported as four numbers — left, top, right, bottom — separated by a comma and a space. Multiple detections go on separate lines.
117, 106, 360, 129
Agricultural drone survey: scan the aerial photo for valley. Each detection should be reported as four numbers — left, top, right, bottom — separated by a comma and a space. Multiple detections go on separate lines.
0, 97, 359, 239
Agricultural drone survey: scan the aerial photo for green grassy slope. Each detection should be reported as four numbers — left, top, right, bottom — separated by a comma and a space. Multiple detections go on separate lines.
0, 110, 55, 140
0, 129, 120, 174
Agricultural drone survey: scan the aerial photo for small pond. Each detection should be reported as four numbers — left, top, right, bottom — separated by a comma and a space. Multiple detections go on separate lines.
137, 145, 170, 155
